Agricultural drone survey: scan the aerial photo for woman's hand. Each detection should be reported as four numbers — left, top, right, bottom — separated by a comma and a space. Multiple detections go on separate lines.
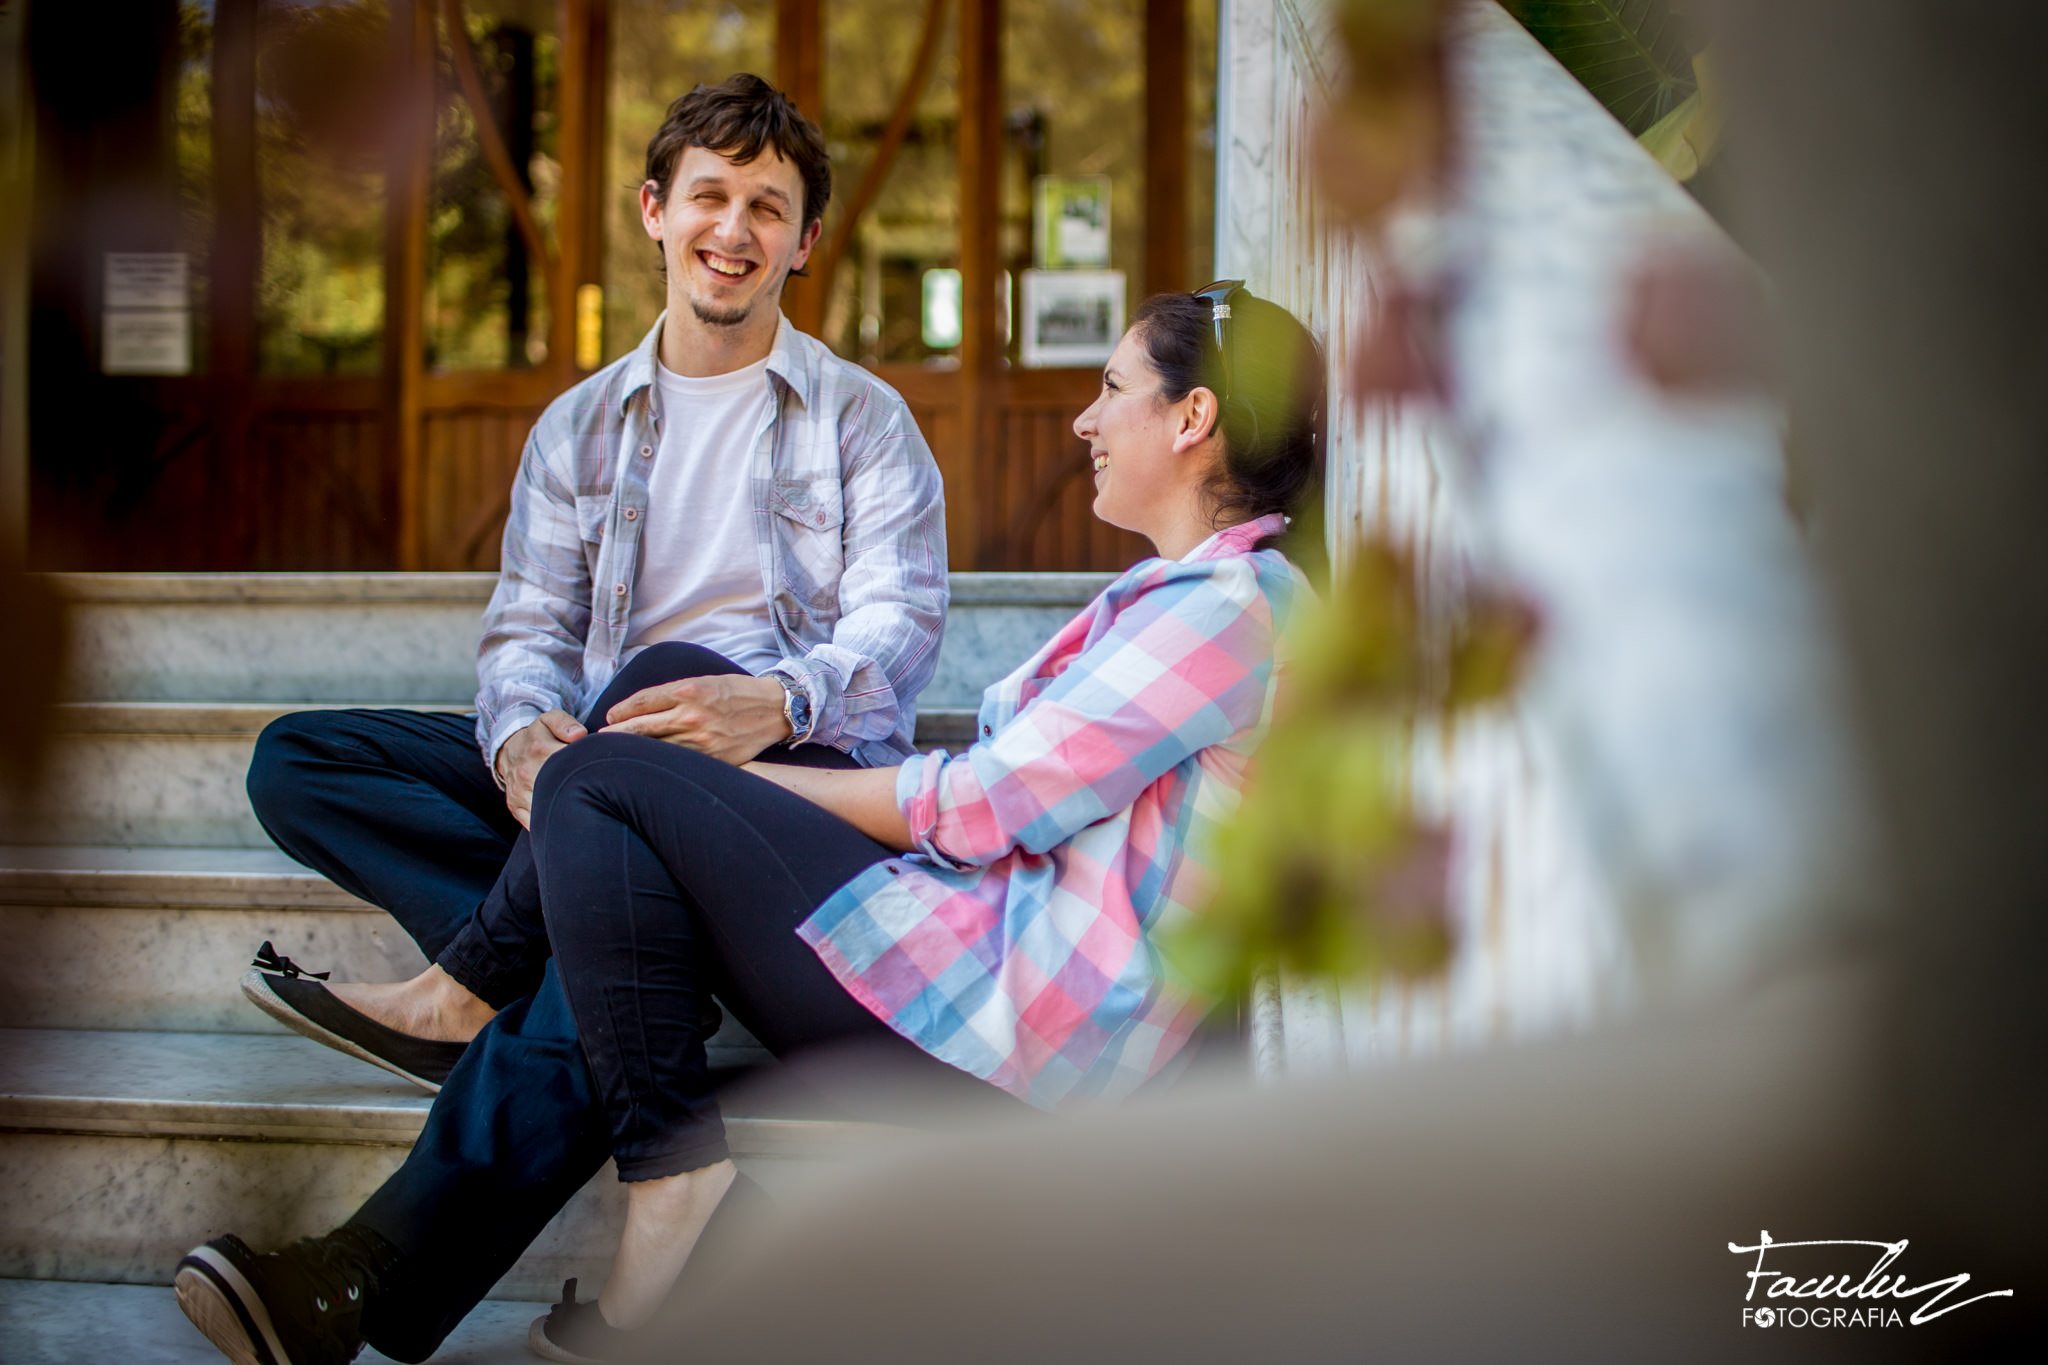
743, 761, 915, 852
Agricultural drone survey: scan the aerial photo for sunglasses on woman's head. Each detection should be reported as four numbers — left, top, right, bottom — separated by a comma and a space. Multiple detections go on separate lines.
1193, 279, 1248, 406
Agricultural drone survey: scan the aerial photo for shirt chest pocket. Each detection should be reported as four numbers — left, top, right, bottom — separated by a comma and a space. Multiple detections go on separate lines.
769, 476, 844, 620
769, 476, 842, 534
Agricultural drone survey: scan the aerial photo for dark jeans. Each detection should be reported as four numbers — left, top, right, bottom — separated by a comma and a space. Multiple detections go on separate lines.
244, 643, 864, 1362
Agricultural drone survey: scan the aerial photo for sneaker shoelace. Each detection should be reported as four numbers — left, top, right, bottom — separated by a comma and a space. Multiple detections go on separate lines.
285, 1238, 368, 1333
276, 1224, 400, 1355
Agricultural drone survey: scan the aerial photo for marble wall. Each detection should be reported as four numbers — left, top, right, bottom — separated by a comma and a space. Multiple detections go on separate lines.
1219, 0, 1871, 1075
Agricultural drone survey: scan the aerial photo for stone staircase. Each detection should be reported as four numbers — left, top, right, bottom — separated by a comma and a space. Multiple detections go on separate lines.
0, 572, 1106, 1336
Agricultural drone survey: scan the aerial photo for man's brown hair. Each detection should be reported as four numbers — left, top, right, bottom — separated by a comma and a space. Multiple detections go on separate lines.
643, 73, 832, 237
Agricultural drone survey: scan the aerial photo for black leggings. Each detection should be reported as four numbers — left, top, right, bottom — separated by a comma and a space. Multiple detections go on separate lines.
451, 644, 990, 1179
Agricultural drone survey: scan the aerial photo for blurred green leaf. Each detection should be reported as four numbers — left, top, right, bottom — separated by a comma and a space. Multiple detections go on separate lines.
1165, 540, 1536, 1002
1446, 591, 1542, 709
1635, 49, 1722, 182
1512, 0, 1699, 136
1637, 89, 1703, 176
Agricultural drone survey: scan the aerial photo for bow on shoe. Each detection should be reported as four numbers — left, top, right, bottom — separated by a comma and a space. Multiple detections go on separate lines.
252, 940, 331, 981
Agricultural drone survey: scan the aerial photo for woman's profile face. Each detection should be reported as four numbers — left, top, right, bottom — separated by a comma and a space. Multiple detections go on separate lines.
1072, 328, 1203, 542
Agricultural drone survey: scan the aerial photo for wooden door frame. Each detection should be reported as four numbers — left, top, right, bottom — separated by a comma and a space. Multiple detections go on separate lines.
386, 0, 609, 568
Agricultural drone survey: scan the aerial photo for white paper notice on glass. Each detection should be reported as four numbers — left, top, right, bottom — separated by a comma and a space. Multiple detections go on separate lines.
103, 253, 193, 374
105, 253, 189, 310
1056, 214, 1109, 268
104, 311, 192, 375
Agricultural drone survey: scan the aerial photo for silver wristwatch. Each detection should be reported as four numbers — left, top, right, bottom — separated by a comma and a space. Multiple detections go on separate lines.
774, 672, 814, 744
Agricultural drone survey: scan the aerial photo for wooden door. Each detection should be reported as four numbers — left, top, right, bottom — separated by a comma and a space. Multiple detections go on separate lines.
24, 0, 1212, 573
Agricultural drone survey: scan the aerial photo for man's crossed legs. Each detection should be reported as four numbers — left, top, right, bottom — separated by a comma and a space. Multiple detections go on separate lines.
208, 643, 856, 1363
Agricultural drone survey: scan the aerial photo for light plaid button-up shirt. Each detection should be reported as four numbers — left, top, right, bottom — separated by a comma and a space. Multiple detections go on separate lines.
475, 313, 948, 771
799, 514, 1304, 1110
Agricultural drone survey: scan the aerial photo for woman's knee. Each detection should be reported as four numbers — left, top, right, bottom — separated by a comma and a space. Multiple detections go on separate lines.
531, 732, 725, 827
533, 731, 651, 813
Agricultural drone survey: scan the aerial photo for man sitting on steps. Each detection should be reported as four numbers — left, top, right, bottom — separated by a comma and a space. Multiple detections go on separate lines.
171, 74, 947, 1365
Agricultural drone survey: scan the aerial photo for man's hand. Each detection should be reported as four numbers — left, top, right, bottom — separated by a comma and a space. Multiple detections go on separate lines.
605, 674, 793, 765
495, 709, 587, 828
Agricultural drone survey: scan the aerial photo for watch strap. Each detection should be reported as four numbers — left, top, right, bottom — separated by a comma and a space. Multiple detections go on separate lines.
774, 672, 814, 744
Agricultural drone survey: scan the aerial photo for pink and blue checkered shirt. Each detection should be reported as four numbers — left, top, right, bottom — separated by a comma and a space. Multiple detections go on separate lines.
799, 514, 1304, 1110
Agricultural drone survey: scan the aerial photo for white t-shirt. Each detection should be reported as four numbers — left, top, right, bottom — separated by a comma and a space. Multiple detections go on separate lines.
623, 355, 783, 673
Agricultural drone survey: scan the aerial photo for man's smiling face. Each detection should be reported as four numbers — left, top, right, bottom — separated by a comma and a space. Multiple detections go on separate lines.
641, 144, 819, 329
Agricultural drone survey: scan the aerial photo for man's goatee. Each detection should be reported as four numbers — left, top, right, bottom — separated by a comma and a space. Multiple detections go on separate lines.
691, 300, 752, 327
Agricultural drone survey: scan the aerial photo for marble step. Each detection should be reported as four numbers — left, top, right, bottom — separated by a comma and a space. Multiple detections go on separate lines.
0, 844, 426, 1034
0, 845, 765, 1063
0, 1028, 896, 1299
51, 571, 1111, 709
8, 701, 981, 848
0, 1279, 544, 1365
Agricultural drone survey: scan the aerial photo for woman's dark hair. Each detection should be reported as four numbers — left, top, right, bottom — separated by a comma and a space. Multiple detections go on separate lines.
1128, 289, 1326, 564
644, 74, 832, 238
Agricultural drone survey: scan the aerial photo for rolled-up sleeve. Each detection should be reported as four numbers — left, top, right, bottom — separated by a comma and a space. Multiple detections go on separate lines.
767, 393, 947, 754
897, 562, 1275, 869
475, 425, 592, 778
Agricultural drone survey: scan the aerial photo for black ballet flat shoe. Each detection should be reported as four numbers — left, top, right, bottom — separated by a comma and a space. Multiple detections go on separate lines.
240, 941, 468, 1093
528, 1279, 632, 1364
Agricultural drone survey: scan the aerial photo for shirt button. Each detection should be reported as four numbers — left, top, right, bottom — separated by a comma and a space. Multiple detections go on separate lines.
623, 508, 638, 521
614, 583, 627, 596
639, 445, 653, 458
982, 724, 993, 737
886, 864, 900, 876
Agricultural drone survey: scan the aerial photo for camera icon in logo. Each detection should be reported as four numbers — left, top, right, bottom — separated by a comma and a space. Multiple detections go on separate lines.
1753, 1308, 1777, 1328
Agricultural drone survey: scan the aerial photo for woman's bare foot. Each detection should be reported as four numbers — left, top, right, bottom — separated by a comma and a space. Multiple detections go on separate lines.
598, 1159, 739, 1330
326, 965, 497, 1045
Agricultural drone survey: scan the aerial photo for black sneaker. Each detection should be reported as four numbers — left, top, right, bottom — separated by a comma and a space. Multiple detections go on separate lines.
528, 1171, 773, 1361
239, 941, 467, 1093
174, 1225, 397, 1365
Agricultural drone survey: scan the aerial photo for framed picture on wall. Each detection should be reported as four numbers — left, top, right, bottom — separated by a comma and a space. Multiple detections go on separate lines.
1020, 269, 1125, 368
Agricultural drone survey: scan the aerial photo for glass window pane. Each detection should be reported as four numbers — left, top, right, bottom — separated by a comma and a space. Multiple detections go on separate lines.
425, 0, 560, 371
1004, 0, 1145, 358
255, 0, 389, 376
603, 0, 775, 364
822, 0, 961, 367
